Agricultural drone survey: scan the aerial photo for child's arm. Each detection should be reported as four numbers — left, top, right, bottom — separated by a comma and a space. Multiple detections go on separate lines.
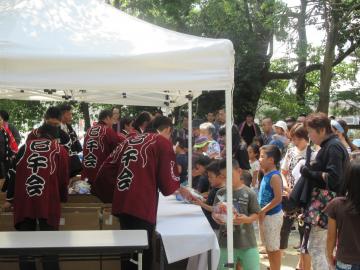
326, 217, 337, 268
252, 170, 259, 188
177, 164, 182, 174
259, 174, 282, 216
193, 198, 213, 212
281, 170, 290, 194
234, 213, 258, 225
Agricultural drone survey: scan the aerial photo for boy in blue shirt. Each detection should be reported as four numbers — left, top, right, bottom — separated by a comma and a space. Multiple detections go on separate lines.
258, 144, 283, 270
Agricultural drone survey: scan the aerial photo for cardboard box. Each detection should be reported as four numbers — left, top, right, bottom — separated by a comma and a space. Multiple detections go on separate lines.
101, 208, 120, 230
0, 261, 19, 270
67, 194, 102, 204
62, 202, 104, 208
101, 257, 121, 270
0, 192, 6, 205
0, 211, 15, 231
59, 207, 101, 231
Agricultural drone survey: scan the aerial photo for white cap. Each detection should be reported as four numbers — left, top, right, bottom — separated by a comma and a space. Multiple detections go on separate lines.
274, 120, 288, 132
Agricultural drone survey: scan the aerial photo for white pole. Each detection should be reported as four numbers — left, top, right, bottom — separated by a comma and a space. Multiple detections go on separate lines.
187, 96, 193, 188
225, 89, 234, 269
138, 252, 142, 270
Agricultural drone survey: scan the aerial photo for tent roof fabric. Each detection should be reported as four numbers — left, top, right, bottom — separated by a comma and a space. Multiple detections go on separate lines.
0, 0, 234, 107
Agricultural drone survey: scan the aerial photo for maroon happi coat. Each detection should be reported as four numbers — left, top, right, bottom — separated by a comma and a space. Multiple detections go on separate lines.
11, 139, 69, 229
94, 133, 180, 224
82, 122, 124, 183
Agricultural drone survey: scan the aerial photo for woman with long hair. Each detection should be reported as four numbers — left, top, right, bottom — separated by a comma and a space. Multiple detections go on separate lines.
325, 159, 360, 269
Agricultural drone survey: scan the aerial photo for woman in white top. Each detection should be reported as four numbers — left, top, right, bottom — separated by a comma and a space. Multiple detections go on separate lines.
281, 123, 312, 270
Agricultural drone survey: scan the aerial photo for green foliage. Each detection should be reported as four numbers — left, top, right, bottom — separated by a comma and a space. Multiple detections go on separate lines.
0, 100, 47, 132
258, 80, 312, 120
260, 53, 359, 119
115, 0, 290, 122
332, 87, 360, 116
3, 0, 359, 127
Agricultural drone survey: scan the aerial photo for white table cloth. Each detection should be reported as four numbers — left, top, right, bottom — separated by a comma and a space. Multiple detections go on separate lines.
156, 195, 220, 270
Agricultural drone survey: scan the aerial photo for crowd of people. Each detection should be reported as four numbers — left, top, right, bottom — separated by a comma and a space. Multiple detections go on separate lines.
0, 104, 360, 270
175, 110, 360, 270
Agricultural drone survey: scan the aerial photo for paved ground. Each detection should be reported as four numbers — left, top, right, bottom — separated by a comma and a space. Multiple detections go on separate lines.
260, 230, 301, 270
167, 229, 302, 269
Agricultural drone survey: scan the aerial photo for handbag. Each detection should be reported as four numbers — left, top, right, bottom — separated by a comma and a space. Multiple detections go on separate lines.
288, 146, 313, 211
303, 185, 336, 229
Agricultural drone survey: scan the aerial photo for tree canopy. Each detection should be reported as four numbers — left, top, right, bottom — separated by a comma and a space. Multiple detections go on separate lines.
1, 0, 359, 131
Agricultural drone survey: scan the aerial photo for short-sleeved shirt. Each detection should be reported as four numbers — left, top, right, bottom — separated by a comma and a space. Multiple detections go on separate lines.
176, 153, 188, 184
281, 146, 306, 188
249, 160, 260, 177
207, 140, 220, 157
202, 187, 222, 230
325, 197, 360, 265
258, 170, 282, 215
214, 186, 261, 249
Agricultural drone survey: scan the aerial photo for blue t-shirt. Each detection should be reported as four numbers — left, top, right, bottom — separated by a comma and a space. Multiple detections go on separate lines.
258, 170, 282, 215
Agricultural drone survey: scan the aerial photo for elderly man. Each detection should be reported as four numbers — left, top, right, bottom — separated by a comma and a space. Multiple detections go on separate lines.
261, 117, 275, 145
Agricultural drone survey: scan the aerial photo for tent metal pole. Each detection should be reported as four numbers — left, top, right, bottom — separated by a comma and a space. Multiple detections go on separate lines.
225, 89, 234, 269
187, 95, 193, 188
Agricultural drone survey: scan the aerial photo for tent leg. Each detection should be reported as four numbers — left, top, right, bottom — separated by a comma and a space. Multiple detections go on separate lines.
225, 89, 234, 269
187, 96, 193, 188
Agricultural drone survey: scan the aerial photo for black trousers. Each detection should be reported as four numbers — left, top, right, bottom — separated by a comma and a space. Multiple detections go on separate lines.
118, 214, 155, 270
16, 218, 59, 270
280, 214, 304, 250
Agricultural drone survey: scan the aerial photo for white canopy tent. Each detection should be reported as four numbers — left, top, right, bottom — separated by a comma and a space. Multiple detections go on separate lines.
0, 0, 233, 106
0, 0, 236, 268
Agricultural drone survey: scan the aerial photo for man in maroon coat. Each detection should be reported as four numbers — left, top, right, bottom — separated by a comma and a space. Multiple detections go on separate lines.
82, 109, 125, 184
5, 106, 69, 270
94, 116, 193, 270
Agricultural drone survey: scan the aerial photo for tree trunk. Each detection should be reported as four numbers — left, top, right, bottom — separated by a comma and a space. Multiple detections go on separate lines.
234, 72, 265, 124
114, 0, 120, 9
295, 0, 308, 106
233, 26, 272, 123
317, 0, 340, 114
79, 102, 91, 132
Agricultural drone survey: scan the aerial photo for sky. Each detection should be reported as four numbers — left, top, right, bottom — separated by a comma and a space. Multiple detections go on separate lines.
273, 0, 359, 90
273, 0, 325, 59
